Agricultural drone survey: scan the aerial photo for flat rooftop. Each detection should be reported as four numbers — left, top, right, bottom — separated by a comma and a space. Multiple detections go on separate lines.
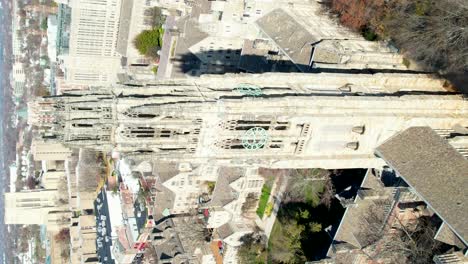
376, 127, 468, 245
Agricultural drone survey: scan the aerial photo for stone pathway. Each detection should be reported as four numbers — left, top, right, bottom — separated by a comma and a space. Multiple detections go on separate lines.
263, 176, 288, 238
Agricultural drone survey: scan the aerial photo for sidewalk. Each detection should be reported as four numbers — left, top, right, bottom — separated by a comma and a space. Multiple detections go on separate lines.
263, 177, 288, 238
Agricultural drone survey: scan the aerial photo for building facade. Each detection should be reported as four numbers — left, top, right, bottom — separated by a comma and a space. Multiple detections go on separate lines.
55, 0, 124, 85
29, 72, 468, 169
4, 190, 68, 228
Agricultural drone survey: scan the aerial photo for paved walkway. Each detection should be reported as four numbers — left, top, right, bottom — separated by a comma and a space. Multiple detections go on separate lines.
156, 16, 176, 79
264, 177, 288, 238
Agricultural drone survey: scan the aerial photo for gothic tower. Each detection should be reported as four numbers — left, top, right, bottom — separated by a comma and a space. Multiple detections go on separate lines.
29, 72, 468, 169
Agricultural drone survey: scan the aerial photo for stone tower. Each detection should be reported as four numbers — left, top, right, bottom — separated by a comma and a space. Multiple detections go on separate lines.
29, 72, 468, 169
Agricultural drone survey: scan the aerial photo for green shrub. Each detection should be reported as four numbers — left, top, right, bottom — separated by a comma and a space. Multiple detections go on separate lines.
41, 18, 48, 30
133, 28, 163, 58
206, 181, 216, 194
264, 202, 274, 217
309, 222, 322, 233
362, 27, 378, 41
402, 57, 411, 68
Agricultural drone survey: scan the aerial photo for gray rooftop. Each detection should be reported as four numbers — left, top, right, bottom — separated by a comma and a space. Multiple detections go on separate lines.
209, 167, 245, 207
76, 149, 100, 192
311, 41, 342, 64
153, 182, 175, 220
115, 0, 134, 56
331, 171, 393, 250
255, 9, 316, 72
170, 16, 208, 78
153, 161, 179, 183
238, 40, 271, 73
376, 127, 468, 245
217, 223, 235, 239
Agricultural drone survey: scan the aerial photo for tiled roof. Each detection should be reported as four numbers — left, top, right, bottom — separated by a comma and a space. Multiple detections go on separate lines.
256, 8, 316, 72
210, 167, 245, 207
376, 127, 468, 244
217, 223, 234, 239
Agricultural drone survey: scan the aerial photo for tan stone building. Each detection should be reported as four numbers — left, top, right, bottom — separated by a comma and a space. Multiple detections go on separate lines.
31, 139, 72, 161
4, 190, 69, 231
29, 72, 467, 169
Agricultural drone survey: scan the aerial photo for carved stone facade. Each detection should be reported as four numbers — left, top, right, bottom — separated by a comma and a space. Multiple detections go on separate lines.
29, 72, 468, 169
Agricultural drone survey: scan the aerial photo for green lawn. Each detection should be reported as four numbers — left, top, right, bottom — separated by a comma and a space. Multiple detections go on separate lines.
256, 180, 273, 218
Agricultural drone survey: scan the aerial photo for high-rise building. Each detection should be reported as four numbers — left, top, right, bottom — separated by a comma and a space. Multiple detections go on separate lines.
56, 0, 125, 85
29, 72, 468, 169
11, 0, 26, 101
4, 190, 67, 227
55, 0, 161, 85
31, 139, 72, 161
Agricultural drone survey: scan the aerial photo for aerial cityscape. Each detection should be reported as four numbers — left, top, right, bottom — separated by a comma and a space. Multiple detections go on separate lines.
0, 0, 467, 263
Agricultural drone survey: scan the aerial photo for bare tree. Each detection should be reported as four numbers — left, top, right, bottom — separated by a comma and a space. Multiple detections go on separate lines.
143, 245, 158, 264
320, 175, 336, 209
323, 0, 468, 74
357, 200, 448, 263
26, 176, 38, 189
54, 228, 70, 242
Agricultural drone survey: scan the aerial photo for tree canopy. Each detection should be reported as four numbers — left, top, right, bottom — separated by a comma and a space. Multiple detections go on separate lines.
323, 0, 468, 75
133, 28, 164, 59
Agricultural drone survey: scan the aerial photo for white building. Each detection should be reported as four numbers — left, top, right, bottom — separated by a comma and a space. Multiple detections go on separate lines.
157, 163, 218, 215
47, 15, 58, 62
9, 164, 17, 193
56, 0, 125, 85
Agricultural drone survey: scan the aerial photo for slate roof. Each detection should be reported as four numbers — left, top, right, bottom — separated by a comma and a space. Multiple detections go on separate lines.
153, 161, 179, 183
217, 223, 235, 239
256, 8, 316, 72
155, 238, 184, 261
238, 39, 271, 73
170, 15, 208, 78
332, 171, 392, 250
76, 149, 100, 191
210, 167, 245, 207
153, 182, 175, 220
311, 42, 342, 64
376, 127, 468, 245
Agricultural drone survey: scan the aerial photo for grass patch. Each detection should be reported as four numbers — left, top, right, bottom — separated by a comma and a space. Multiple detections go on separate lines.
265, 202, 274, 217
256, 180, 274, 218
267, 169, 365, 262
170, 39, 177, 58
